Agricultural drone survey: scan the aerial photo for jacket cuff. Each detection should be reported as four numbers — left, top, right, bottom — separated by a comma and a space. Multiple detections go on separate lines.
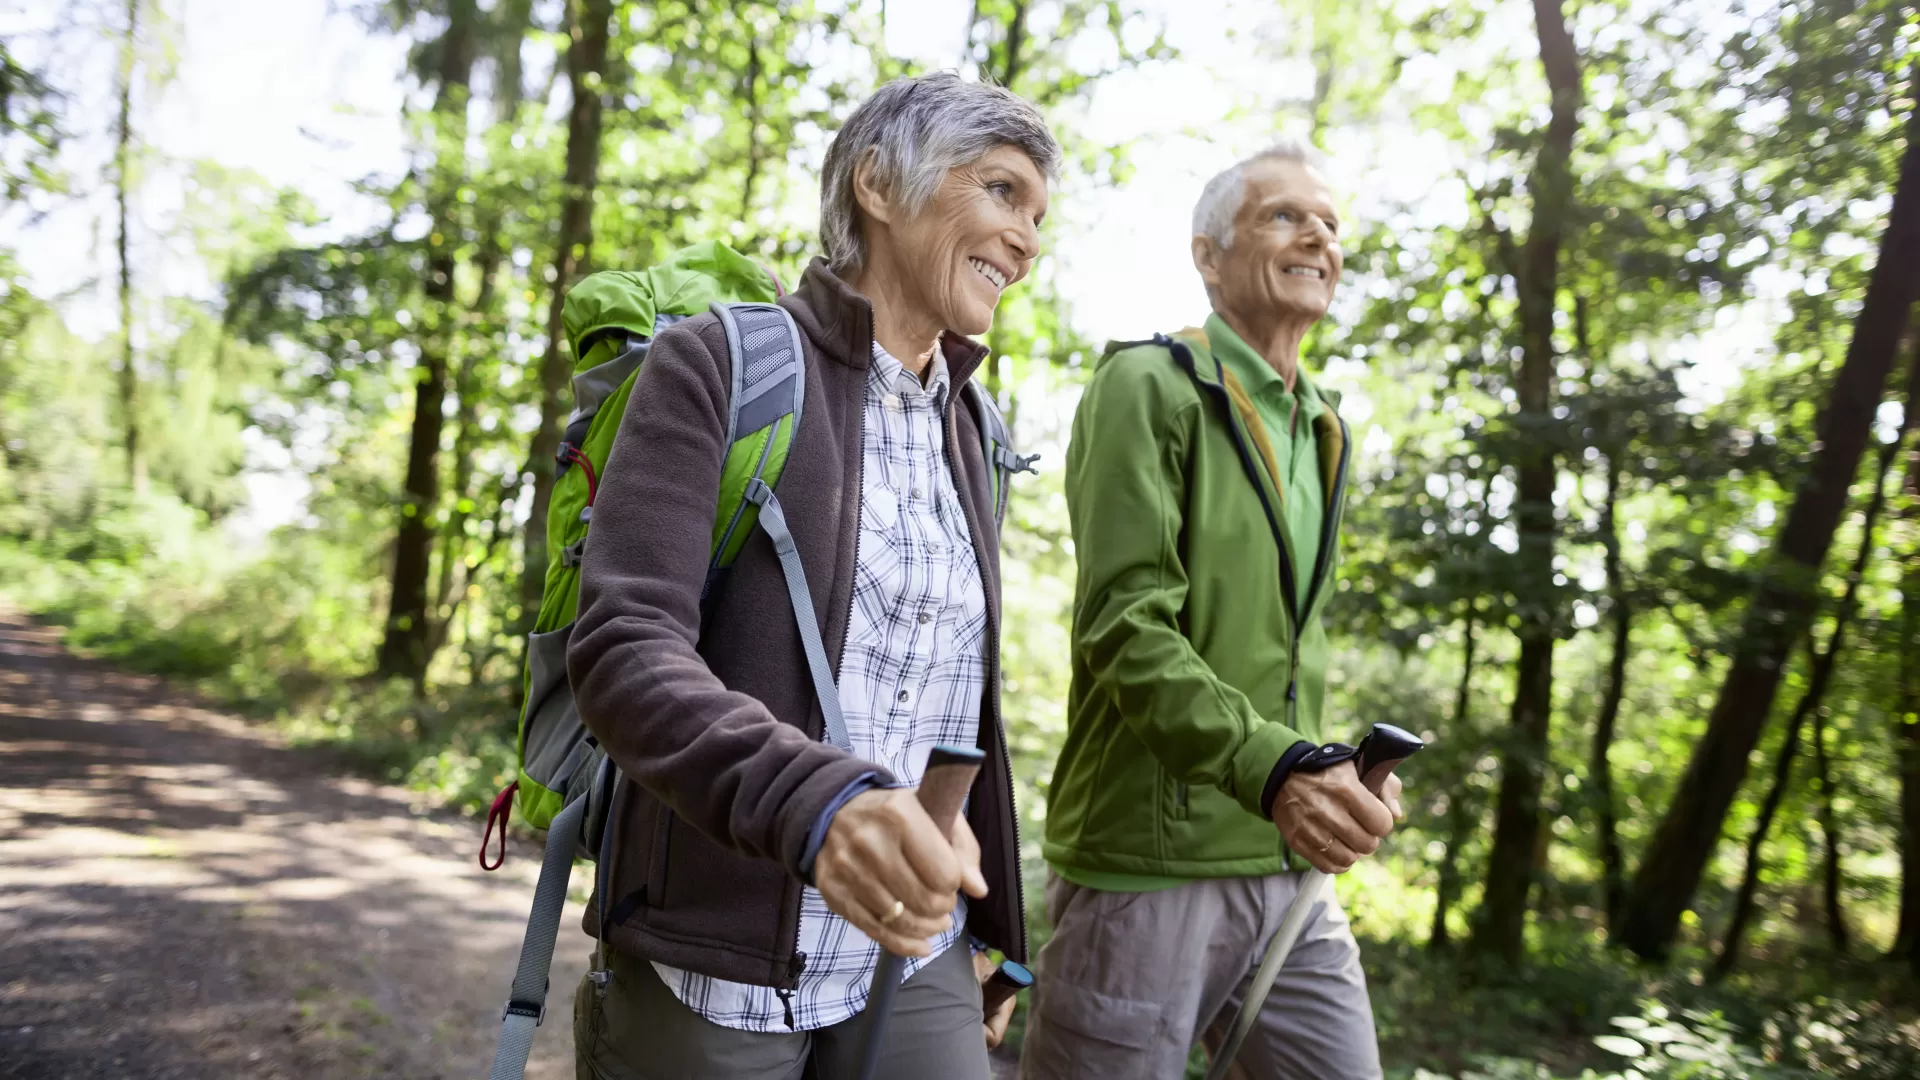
776, 755, 898, 879
799, 772, 882, 883
1259, 740, 1320, 820
1229, 721, 1309, 819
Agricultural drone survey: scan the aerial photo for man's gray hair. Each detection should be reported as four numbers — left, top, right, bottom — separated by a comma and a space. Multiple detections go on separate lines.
1191, 138, 1326, 249
821, 72, 1062, 275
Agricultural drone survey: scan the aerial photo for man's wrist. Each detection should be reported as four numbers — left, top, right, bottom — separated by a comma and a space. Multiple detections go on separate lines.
1260, 740, 1320, 819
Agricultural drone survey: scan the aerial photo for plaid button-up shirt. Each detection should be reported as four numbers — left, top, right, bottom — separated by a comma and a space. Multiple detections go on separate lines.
651, 340, 988, 1032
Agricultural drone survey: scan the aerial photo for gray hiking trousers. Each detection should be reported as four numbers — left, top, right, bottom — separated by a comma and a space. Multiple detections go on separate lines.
572, 941, 988, 1080
1019, 872, 1382, 1080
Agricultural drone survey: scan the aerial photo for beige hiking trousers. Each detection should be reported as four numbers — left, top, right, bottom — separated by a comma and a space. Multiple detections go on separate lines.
1019, 872, 1382, 1079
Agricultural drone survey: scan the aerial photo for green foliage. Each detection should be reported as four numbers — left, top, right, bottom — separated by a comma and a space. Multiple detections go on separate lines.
3, 0, 1918, 1069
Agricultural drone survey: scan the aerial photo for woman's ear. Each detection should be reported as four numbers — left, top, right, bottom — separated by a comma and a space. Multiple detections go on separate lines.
851, 149, 895, 228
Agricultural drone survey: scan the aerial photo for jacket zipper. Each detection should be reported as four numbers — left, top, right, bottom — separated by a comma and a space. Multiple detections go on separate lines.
777, 951, 806, 1027
1284, 416, 1352, 707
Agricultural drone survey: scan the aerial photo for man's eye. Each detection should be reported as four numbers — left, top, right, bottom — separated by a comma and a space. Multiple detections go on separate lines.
989, 181, 1013, 198
1276, 210, 1297, 223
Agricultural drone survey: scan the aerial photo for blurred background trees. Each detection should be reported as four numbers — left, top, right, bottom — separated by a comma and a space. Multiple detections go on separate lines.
3, 0, 1918, 1074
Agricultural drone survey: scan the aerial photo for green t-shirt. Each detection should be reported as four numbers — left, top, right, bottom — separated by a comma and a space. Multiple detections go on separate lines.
1055, 314, 1327, 894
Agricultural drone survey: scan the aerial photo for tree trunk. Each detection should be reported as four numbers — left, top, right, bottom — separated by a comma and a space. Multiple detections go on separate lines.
1469, 0, 1582, 966
1712, 374, 1909, 975
1813, 702, 1849, 953
521, 0, 613, 636
1593, 453, 1629, 927
999, 0, 1029, 89
1617, 75, 1920, 961
375, 1, 479, 683
741, 36, 762, 227
428, 221, 505, 660
115, 0, 144, 495
1431, 600, 1479, 951
1898, 427, 1920, 972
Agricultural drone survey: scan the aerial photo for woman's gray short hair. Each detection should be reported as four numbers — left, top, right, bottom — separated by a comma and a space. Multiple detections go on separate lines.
821, 72, 1062, 275
1192, 138, 1326, 249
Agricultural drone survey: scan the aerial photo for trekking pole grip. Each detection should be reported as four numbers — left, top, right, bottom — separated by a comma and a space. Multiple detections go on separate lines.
854, 745, 987, 1080
980, 959, 1034, 1015
915, 745, 984, 840
1354, 722, 1424, 795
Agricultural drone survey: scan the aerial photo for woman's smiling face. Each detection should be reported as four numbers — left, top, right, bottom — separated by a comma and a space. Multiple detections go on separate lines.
880, 144, 1050, 337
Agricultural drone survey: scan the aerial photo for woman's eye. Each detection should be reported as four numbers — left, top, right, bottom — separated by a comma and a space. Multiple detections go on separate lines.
989, 181, 1013, 198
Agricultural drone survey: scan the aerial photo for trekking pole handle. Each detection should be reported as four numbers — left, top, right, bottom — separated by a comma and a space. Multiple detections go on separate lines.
854, 745, 988, 1080
980, 959, 1034, 1015
915, 745, 984, 842
1354, 722, 1424, 796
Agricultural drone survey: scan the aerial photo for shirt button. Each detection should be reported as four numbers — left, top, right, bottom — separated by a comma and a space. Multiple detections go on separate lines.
896, 689, 913, 707
883, 394, 902, 412
910, 486, 923, 500
918, 610, 933, 625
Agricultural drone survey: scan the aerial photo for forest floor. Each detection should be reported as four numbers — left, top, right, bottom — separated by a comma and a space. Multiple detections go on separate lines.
0, 610, 592, 1079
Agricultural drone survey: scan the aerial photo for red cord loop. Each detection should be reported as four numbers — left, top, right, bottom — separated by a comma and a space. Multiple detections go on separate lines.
566, 447, 600, 507
480, 780, 517, 871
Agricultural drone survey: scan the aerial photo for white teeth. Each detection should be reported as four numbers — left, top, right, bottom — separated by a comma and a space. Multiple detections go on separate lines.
1285, 267, 1325, 279
970, 258, 1007, 290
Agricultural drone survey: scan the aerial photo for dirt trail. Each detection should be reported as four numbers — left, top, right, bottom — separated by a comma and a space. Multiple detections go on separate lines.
0, 612, 592, 1079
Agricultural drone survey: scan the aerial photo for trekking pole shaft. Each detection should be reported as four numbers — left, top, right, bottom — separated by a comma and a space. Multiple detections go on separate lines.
1203, 724, 1425, 1080
1205, 870, 1326, 1080
854, 746, 985, 1080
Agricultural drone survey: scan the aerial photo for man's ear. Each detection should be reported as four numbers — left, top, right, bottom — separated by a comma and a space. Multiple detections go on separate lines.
851, 149, 895, 228
1192, 234, 1222, 292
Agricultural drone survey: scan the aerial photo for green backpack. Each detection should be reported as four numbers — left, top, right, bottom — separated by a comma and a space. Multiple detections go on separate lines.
481, 241, 1034, 1079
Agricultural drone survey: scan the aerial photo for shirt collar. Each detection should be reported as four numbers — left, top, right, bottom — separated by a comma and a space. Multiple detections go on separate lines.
1204, 311, 1323, 420
870, 340, 951, 401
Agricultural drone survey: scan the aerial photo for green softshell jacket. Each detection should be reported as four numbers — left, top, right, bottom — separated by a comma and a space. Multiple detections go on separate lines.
1043, 325, 1352, 879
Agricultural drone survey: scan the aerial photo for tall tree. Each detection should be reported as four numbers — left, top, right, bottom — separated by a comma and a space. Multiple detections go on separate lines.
375, 0, 480, 681
1430, 597, 1479, 951
1468, 0, 1583, 965
1713, 370, 1911, 973
1894, 426, 1920, 973
115, 0, 143, 494
1589, 439, 1629, 925
1617, 66, 1920, 962
520, 0, 613, 634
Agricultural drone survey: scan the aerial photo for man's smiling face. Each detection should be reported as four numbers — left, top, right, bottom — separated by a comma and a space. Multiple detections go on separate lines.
1203, 158, 1343, 325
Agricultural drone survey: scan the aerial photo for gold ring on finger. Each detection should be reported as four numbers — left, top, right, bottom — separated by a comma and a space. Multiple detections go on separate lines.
880, 900, 905, 925
1319, 836, 1333, 854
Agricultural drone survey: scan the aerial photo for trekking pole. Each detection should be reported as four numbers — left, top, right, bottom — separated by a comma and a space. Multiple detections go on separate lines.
854, 745, 985, 1080
1203, 723, 1425, 1080
980, 957, 1033, 1016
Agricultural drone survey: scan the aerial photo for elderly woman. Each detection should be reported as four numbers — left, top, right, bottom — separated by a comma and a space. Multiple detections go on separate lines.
565, 73, 1058, 1079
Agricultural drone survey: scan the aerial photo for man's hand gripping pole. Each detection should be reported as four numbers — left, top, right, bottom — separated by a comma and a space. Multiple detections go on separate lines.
1203, 723, 1425, 1080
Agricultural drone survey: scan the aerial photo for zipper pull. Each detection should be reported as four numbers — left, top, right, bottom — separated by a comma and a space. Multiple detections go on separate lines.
1286, 678, 1298, 703
776, 988, 796, 1031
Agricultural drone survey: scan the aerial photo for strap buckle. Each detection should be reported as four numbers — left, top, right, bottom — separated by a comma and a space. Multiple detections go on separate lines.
998, 449, 1044, 474
503, 997, 547, 1027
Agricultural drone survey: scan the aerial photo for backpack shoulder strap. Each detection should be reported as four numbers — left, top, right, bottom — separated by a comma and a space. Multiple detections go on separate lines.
708, 301, 806, 570
963, 380, 1038, 530
704, 301, 853, 755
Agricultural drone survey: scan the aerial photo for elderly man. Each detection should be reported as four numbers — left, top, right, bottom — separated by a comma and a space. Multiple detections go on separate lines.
1019, 140, 1403, 1079
566, 73, 1056, 1079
